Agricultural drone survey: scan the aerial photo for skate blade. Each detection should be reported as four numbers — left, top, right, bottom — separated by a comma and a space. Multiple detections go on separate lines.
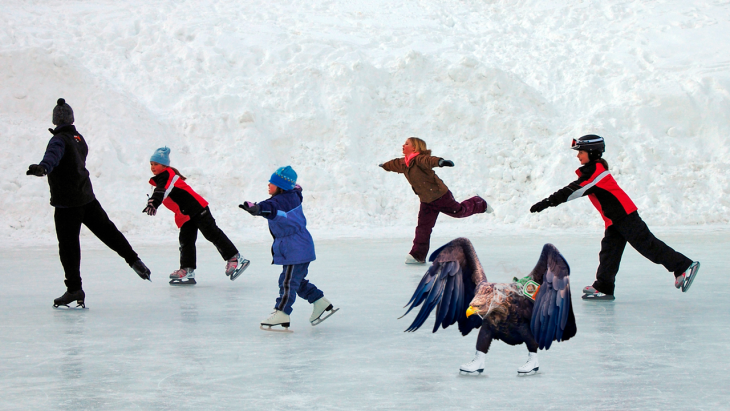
53, 303, 87, 310
581, 294, 615, 301
459, 369, 484, 375
229, 260, 250, 281
259, 324, 293, 333
169, 278, 197, 285
682, 261, 700, 292
517, 367, 539, 377
311, 307, 339, 326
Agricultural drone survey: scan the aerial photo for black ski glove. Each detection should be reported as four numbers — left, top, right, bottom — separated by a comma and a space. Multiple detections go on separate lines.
239, 201, 260, 216
438, 159, 454, 167
142, 199, 157, 216
530, 199, 551, 213
26, 164, 47, 176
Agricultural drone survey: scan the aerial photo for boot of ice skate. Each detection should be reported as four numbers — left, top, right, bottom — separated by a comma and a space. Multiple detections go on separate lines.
309, 297, 339, 326
405, 254, 426, 265
53, 289, 86, 309
459, 351, 486, 375
169, 268, 196, 285
131, 259, 151, 281
581, 285, 615, 301
675, 261, 700, 292
225, 253, 250, 281
260, 310, 292, 332
517, 352, 539, 376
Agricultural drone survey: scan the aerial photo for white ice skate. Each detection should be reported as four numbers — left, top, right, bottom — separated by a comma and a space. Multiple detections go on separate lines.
225, 253, 250, 281
169, 268, 196, 285
517, 352, 539, 376
459, 351, 486, 375
260, 310, 292, 333
486, 203, 494, 213
405, 254, 426, 265
309, 297, 339, 326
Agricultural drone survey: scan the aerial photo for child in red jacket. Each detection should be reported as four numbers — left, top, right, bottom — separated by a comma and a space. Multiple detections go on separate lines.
143, 147, 249, 285
530, 135, 700, 300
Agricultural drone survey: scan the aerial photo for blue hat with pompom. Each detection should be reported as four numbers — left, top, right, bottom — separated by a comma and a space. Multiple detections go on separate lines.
150, 147, 171, 166
269, 166, 297, 190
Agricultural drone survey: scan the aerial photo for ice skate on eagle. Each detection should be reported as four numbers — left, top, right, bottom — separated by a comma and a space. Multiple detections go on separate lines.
401, 238, 576, 376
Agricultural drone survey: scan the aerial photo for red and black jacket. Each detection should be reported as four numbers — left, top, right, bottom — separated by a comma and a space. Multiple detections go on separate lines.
547, 160, 637, 227
149, 169, 208, 228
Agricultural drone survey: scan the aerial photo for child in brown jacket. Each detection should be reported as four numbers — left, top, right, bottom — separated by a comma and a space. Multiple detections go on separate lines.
380, 137, 493, 264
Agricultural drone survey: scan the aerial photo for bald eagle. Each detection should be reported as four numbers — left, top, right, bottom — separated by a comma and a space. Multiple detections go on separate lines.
401, 238, 576, 376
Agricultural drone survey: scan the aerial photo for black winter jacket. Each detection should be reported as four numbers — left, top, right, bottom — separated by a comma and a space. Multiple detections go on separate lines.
39, 125, 95, 207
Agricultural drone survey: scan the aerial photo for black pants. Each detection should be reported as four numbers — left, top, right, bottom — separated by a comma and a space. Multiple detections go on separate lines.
179, 207, 238, 269
593, 212, 692, 295
55, 200, 139, 292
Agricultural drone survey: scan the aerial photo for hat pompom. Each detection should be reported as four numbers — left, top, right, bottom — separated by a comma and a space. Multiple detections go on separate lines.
57, 98, 66, 106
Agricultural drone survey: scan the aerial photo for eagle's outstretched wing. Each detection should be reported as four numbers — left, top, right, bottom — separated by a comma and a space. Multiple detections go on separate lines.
401, 238, 485, 335
529, 243, 577, 350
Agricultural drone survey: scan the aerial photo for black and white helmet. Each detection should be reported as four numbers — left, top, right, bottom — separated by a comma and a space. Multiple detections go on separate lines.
571, 135, 605, 152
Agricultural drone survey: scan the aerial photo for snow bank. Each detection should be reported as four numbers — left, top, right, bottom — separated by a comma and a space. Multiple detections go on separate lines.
1, 0, 729, 245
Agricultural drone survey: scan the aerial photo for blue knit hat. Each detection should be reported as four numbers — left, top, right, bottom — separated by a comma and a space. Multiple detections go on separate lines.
269, 166, 297, 190
150, 147, 171, 166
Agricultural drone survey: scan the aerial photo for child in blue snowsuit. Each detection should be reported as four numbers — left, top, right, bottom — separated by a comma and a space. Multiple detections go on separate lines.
240, 166, 336, 330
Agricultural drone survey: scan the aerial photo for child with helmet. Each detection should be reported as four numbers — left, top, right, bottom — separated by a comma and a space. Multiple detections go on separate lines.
529, 135, 700, 300
239, 166, 337, 331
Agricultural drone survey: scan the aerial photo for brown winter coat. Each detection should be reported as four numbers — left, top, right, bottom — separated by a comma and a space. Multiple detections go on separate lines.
382, 154, 449, 203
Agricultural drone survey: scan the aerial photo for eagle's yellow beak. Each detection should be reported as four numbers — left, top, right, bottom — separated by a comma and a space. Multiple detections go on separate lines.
466, 306, 477, 318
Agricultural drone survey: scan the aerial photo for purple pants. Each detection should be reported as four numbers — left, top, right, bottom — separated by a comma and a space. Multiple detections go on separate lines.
409, 191, 487, 261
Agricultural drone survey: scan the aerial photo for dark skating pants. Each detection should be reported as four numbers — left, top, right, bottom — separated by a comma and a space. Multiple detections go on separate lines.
54, 199, 139, 292
275, 262, 324, 315
179, 207, 238, 269
593, 212, 693, 295
409, 191, 487, 261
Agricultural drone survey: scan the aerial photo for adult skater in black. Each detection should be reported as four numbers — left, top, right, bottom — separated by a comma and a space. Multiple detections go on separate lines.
26, 98, 151, 308
529, 135, 700, 300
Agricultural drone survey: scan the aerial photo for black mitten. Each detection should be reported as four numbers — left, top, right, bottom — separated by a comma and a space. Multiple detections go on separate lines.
142, 199, 157, 216
530, 199, 551, 213
438, 159, 454, 167
26, 164, 46, 176
239, 201, 260, 216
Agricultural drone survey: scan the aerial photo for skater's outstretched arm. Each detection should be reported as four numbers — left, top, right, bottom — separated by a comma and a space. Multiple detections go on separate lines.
530, 165, 595, 213
27, 135, 66, 177
380, 158, 407, 173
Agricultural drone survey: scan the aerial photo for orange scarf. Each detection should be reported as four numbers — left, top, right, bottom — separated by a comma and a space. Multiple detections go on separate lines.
404, 152, 420, 166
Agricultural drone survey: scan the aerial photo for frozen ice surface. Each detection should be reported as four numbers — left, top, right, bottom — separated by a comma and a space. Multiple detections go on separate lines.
1, 229, 729, 410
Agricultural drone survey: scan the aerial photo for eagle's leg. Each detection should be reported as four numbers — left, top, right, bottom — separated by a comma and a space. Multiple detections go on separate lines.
460, 327, 492, 375
518, 327, 539, 376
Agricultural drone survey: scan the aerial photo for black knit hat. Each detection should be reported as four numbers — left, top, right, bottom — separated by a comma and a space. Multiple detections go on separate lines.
52, 98, 74, 125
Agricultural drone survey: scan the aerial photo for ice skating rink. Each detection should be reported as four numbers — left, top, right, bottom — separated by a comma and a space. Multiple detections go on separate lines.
1, 229, 728, 411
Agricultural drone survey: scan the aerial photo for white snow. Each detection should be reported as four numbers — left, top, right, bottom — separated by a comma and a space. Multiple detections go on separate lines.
1, 0, 730, 245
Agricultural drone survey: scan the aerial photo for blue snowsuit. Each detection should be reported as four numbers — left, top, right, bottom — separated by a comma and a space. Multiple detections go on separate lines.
256, 188, 323, 315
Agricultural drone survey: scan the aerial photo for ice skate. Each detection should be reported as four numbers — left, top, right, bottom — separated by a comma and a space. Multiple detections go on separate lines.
169, 268, 196, 285
405, 254, 426, 265
131, 259, 151, 281
517, 352, 539, 376
486, 202, 494, 214
675, 261, 700, 292
260, 310, 293, 333
459, 351, 486, 375
309, 297, 339, 326
581, 285, 615, 301
53, 289, 86, 310
225, 253, 250, 281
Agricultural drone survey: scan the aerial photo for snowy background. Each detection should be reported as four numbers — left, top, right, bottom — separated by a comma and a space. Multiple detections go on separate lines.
1, 0, 729, 244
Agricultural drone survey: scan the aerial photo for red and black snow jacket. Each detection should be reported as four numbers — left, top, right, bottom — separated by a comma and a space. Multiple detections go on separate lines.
149, 169, 209, 228
546, 160, 637, 227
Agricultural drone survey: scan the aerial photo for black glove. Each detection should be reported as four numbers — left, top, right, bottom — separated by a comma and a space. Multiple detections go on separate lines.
239, 201, 260, 215
438, 159, 454, 167
142, 199, 157, 216
530, 199, 551, 213
26, 164, 46, 176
